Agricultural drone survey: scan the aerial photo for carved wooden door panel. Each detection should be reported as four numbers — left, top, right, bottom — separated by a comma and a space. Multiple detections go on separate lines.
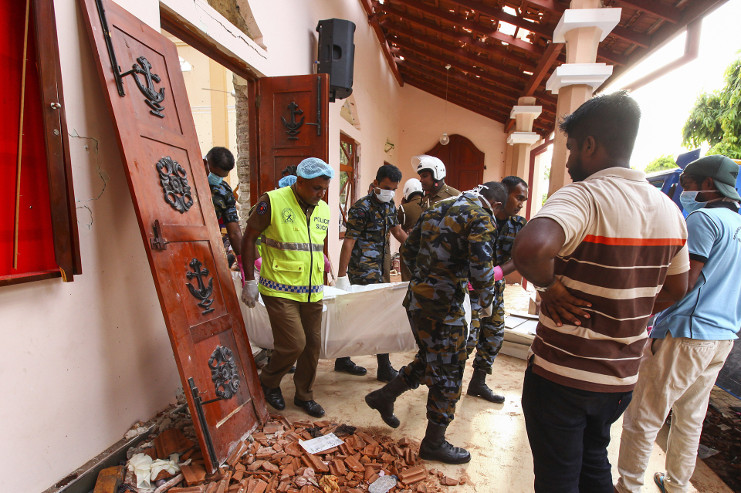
80, 0, 267, 472
425, 134, 484, 191
250, 74, 329, 202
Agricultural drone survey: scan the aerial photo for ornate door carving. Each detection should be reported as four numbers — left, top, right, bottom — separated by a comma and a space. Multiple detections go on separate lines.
80, 0, 268, 472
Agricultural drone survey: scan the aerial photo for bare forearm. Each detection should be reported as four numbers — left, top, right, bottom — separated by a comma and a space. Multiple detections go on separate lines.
500, 259, 517, 276
337, 238, 355, 277
241, 229, 260, 281
226, 222, 242, 256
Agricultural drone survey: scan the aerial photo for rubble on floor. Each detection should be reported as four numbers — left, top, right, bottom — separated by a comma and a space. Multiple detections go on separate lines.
106, 408, 466, 493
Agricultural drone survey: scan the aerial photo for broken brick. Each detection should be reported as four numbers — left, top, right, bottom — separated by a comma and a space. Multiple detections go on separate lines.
398, 465, 427, 485
181, 463, 207, 486
93, 466, 123, 493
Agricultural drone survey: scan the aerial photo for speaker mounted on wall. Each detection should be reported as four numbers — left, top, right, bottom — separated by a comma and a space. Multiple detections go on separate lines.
316, 19, 356, 102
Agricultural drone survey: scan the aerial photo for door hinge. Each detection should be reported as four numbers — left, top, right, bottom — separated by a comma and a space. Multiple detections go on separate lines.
150, 219, 168, 250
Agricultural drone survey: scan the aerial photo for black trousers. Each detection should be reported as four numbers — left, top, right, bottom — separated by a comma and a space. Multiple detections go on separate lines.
521, 365, 632, 493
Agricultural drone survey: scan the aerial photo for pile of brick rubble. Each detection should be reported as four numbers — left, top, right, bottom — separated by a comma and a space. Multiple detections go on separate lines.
101, 405, 466, 493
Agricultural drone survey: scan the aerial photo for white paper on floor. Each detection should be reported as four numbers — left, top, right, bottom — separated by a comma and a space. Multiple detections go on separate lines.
299, 432, 344, 454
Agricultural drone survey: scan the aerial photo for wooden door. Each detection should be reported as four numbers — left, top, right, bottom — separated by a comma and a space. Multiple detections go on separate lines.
80, 0, 267, 471
250, 74, 329, 202
425, 134, 484, 191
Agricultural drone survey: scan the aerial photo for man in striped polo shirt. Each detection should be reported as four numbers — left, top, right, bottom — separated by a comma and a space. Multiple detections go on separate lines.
512, 91, 690, 493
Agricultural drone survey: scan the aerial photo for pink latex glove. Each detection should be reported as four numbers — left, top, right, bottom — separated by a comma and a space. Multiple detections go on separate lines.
324, 254, 331, 273
467, 282, 473, 291
254, 257, 262, 272
494, 265, 504, 282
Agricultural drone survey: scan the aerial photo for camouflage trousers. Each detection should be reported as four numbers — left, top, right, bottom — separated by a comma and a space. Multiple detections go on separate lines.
466, 302, 505, 374
399, 310, 468, 425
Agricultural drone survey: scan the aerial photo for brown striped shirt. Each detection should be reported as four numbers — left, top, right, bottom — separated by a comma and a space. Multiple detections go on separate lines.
531, 167, 689, 393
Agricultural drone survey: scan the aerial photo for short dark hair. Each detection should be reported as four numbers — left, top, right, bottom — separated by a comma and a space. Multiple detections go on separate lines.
282, 165, 297, 177
376, 164, 402, 183
502, 176, 527, 192
559, 91, 641, 160
206, 147, 235, 172
480, 181, 507, 206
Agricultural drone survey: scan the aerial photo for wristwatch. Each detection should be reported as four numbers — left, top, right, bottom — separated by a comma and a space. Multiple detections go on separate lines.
533, 278, 557, 293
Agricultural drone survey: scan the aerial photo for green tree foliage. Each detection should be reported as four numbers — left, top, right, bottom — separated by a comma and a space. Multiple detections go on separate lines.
683, 56, 741, 158
645, 154, 678, 173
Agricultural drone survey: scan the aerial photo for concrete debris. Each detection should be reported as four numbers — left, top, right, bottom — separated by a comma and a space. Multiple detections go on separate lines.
112, 412, 465, 492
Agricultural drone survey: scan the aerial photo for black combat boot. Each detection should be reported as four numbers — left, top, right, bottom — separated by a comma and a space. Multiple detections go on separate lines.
364, 374, 410, 428
376, 353, 398, 382
418, 421, 471, 464
467, 368, 505, 403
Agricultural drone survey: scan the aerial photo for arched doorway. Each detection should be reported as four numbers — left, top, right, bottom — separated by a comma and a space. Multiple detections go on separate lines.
424, 134, 484, 191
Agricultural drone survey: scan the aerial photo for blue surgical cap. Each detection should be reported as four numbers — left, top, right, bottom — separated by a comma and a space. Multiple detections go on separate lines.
296, 157, 334, 179
278, 175, 297, 188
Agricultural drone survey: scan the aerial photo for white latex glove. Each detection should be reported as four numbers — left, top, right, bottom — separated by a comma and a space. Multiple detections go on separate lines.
480, 303, 493, 318
241, 279, 259, 308
335, 275, 352, 292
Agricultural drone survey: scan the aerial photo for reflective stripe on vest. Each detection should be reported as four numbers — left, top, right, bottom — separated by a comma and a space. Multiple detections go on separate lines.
259, 235, 324, 252
259, 186, 329, 302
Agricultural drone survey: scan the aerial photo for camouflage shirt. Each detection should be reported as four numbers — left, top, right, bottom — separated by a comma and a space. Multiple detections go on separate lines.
494, 215, 527, 267
210, 180, 239, 226
402, 192, 497, 325
345, 194, 399, 285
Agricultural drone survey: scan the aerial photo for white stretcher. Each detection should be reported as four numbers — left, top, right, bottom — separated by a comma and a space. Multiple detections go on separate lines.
234, 273, 418, 359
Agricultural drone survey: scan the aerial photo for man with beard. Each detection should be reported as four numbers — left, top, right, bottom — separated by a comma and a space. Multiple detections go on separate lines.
465, 175, 529, 403
511, 91, 690, 492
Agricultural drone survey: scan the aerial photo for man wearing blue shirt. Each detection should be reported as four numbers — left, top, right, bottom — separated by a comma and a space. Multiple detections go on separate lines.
616, 155, 741, 493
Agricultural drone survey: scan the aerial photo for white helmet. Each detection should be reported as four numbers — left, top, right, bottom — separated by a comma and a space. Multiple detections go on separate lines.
402, 178, 423, 200
412, 155, 446, 180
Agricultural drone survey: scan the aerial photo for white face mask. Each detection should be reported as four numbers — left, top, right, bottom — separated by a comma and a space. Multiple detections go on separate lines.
374, 188, 395, 203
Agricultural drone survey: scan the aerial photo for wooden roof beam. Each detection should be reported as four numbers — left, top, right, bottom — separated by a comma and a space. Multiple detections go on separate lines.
399, 61, 521, 112
359, 0, 404, 86
399, 58, 558, 116
400, 63, 555, 133
390, 32, 528, 88
615, 0, 681, 24
379, 14, 536, 68
383, 0, 541, 55
447, 0, 554, 39
391, 42, 558, 108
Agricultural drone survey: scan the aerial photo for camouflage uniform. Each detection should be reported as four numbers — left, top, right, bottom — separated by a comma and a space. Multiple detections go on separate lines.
398, 197, 424, 281
400, 193, 497, 425
210, 180, 239, 256
344, 194, 399, 285
466, 215, 527, 372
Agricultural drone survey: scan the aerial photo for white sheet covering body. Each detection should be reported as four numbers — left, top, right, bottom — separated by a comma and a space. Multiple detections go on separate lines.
234, 273, 429, 359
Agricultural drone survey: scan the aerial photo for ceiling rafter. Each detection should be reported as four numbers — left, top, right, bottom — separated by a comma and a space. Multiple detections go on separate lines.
394, 44, 558, 111
390, 32, 529, 88
360, 0, 404, 86
380, 0, 542, 55
615, 0, 681, 24
399, 56, 557, 114
399, 60, 525, 112
403, 72, 553, 134
448, 0, 553, 39
379, 14, 536, 68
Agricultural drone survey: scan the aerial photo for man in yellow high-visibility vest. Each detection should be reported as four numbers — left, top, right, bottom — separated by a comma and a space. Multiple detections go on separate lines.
241, 157, 333, 418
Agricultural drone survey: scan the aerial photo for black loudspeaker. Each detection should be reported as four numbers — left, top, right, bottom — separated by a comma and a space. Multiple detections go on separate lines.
316, 19, 356, 102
